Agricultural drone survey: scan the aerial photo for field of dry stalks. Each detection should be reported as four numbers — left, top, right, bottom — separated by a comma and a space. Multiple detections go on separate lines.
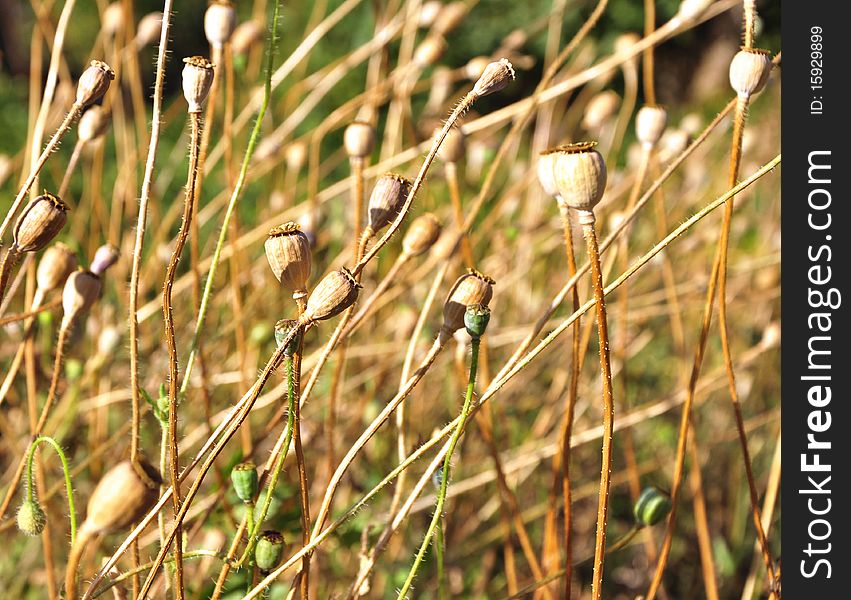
0, 0, 781, 598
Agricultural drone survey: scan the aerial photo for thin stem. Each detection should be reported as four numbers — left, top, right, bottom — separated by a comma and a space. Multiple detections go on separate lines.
292, 299, 312, 600
397, 336, 481, 599
57, 140, 85, 199
0, 247, 21, 304
0, 295, 60, 326
643, 0, 656, 105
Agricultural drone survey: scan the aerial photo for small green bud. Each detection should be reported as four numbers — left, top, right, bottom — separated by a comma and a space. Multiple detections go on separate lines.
274, 319, 301, 357
634, 486, 672, 527
464, 304, 491, 338
17, 499, 47, 536
230, 462, 258, 504
255, 530, 285, 572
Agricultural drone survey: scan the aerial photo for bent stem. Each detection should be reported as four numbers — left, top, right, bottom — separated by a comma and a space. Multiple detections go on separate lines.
397, 335, 481, 599
24, 435, 77, 544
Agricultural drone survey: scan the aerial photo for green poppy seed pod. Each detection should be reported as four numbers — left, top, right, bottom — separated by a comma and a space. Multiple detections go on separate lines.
303, 268, 361, 323
548, 142, 607, 212
90, 244, 119, 276
61, 269, 101, 330
230, 462, 259, 504
78, 106, 110, 142
264, 222, 312, 294
82, 460, 160, 534
472, 58, 515, 97
464, 303, 491, 338
344, 121, 376, 160
13, 193, 68, 253
729, 48, 773, 99
413, 34, 447, 68
634, 486, 673, 527
433, 1, 467, 35
274, 319, 302, 357
582, 90, 620, 132
76, 60, 115, 107
136, 12, 163, 48
676, 0, 713, 23
536, 151, 560, 199
437, 127, 465, 164
182, 56, 215, 113
36, 243, 77, 292
232, 20, 264, 56
402, 213, 442, 257
204, 0, 237, 48
367, 173, 412, 233
255, 530, 285, 572
635, 105, 668, 149
16, 499, 47, 536
442, 269, 494, 334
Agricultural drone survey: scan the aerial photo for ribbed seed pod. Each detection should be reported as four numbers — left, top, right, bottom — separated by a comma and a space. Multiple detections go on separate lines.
78, 106, 110, 142
90, 244, 119, 276
344, 121, 376, 160
82, 460, 160, 534
232, 20, 264, 56
729, 48, 773, 99
255, 531, 285, 572
582, 90, 620, 132
472, 58, 515, 98
182, 56, 215, 113
204, 0, 237, 48
536, 151, 560, 199
136, 12, 163, 47
442, 269, 495, 333
635, 105, 668, 149
402, 214, 442, 257
413, 34, 446, 68
303, 268, 361, 323
437, 127, 465, 164
37, 243, 77, 292
367, 173, 412, 233
433, 1, 467, 35
264, 222, 312, 294
61, 269, 102, 329
546, 142, 607, 212
76, 60, 115, 107
464, 304, 491, 338
231, 462, 259, 504
634, 486, 673, 527
13, 193, 68, 253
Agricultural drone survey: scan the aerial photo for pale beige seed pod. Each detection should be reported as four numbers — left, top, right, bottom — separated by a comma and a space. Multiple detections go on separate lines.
303, 268, 361, 323
437, 126, 465, 164
659, 129, 690, 161
614, 32, 641, 56
37, 243, 77, 292
433, 1, 467, 35
344, 121, 376, 160
61, 269, 102, 329
472, 58, 515, 97
442, 269, 495, 334
635, 104, 668, 149
536, 151, 559, 199
81, 460, 160, 535
232, 20, 265, 56
547, 141, 608, 212
76, 60, 115, 107
264, 222, 312, 294
414, 34, 447, 68
402, 214, 442, 257
729, 48, 772, 99
582, 90, 620, 131
78, 106, 110, 142
13, 193, 68, 253
418, 1, 443, 28
286, 141, 308, 172
367, 173, 412, 233
204, 0, 237, 49
182, 56, 215, 113
135, 12, 163, 48
676, 0, 714, 23
91, 244, 119, 276
102, 3, 124, 37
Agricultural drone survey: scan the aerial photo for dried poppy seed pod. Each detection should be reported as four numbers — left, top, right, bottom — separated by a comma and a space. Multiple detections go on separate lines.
13, 193, 68, 253
232, 20, 264, 56
634, 486, 672, 527
102, 3, 124, 37
255, 531, 285, 572
536, 151, 560, 199
81, 460, 160, 534
182, 56, 215, 113
231, 462, 259, 504
286, 141, 308, 172
402, 214, 442, 257
303, 268, 361, 323
37, 243, 77, 292
413, 34, 446, 68
472, 58, 515, 98
635, 104, 668, 149
548, 142, 607, 212
90, 244, 119, 276
433, 1, 467, 35
78, 106, 110, 142
76, 60, 115, 107
344, 121, 376, 160
729, 48, 772, 99
582, 90, 620, 132
136, 12, 163, 48
265, 222, 312, 295
274, 319, 302, 357
61, 269, 101, 330
367, 173, 412, 233
464, 303, 491, 338
204, 0, 237, 48
442, 269, 494, 334
16, 499, 47, 536
437, 127, 465, 164
418, 1, 442, 28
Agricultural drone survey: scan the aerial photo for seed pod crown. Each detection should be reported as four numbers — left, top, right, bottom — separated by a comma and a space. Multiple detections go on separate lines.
729, 48, 773, 98
545, 141, 607, 212
182, 56, 215, 113
76, 60, 115, 107
472, 58, 515, 97
265, 222, 312, 294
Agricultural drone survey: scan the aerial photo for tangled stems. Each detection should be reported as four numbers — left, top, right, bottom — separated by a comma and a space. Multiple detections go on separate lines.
23, 436, 77, 544
396, 335, 481, 599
